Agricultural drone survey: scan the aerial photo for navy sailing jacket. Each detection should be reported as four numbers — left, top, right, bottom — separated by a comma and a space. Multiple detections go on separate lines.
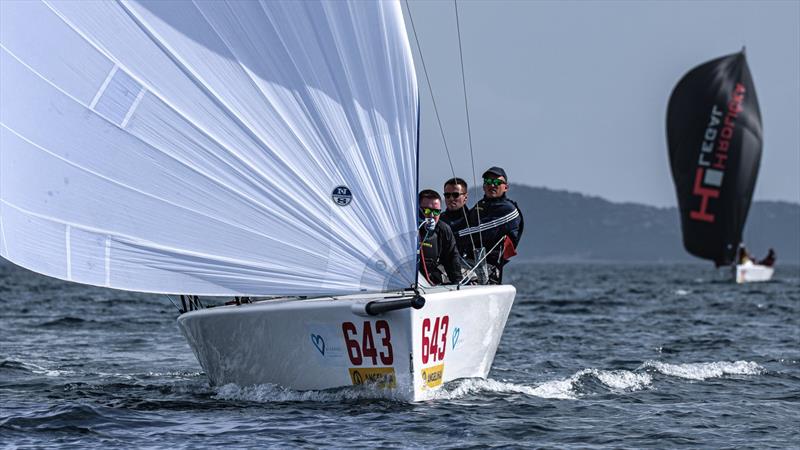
458, 195, 523, 266
440, 205, 476, 258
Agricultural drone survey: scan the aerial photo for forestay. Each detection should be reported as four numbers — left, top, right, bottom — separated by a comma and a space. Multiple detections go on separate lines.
0, 1, 418, 295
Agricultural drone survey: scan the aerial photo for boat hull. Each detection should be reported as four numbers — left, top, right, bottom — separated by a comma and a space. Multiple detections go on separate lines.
735, 263, 774, 283
177, 285, 515, 401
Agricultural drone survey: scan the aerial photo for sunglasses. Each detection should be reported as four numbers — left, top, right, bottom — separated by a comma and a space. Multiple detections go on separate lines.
483, 178, 506, 187
443, 192, 464, 199
420, 207, 442, 216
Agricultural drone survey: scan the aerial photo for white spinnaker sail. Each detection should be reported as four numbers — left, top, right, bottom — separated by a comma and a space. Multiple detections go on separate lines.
0, 0, 418, 296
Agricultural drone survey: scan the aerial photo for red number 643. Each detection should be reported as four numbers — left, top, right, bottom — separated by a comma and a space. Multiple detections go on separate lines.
342, 320, 393, 366
421, 315, 449, 364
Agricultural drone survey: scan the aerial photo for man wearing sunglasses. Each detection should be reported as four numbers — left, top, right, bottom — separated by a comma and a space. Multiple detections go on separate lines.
458, 166, 524, 284
418, 189, 462, 285
440, 177, 474, 256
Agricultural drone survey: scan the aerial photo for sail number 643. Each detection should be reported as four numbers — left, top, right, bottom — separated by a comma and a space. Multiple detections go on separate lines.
422, 315, 449, 364
342, 320, 393, 366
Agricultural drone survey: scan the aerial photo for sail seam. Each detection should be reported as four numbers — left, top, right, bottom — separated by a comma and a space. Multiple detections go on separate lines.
104, 236, 111, 287
0, 45, 309, 248
1, 122, 311, 253
0, 215, 7, 257
116, 1, 344, 244
89, 64, 119, 109
120, 88, 146, 129
66, 225, 72, 281
37, 2, 328, 243
203, 0, 329, 186
0, 198, 304, 275
117, 2, 310, 191
194, 4, 363, 264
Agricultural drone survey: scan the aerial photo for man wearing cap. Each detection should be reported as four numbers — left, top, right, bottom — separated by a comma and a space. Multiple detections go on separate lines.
418, 189, 462, 285
458, 167, 524, 284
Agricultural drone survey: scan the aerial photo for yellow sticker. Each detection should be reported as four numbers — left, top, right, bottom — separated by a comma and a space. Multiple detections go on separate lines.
349, 367, 397, 388
420, 363, 445, 389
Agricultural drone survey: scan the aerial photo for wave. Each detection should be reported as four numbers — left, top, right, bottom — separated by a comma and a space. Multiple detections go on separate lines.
201, 360, 767, 403
212, 382, 411, 403
0, 359, 76, 377
211, 368, 653, 403
430, 368, 652, 401
37, 316, 94, 327
641, 360, 765, 380
0, 358, 203, 382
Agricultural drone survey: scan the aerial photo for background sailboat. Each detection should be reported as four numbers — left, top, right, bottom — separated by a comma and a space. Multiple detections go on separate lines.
666, 50, 773, 283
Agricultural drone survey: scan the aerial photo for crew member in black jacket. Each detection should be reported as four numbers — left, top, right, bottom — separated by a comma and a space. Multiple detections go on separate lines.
440, 177, 475, 258
458, 167, 523, 283
418, 189, 462, 285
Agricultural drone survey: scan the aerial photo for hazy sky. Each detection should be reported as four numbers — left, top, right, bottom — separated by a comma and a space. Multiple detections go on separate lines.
404, 0, 800, 207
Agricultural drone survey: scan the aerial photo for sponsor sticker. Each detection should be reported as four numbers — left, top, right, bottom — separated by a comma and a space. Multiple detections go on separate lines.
420, 363, 445, 389
305, 322, 347, 367
349, 367, 397, 388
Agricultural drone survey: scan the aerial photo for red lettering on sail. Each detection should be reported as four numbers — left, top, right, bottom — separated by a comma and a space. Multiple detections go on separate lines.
690, 168, 719, 223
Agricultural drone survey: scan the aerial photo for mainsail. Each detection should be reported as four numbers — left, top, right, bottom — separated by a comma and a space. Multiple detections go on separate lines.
666, 51, 762, 266
0, 1, 418, 295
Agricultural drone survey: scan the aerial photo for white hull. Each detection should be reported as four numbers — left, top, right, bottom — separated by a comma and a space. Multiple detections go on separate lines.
735, 263, 774, 283
178, 285, 515, 401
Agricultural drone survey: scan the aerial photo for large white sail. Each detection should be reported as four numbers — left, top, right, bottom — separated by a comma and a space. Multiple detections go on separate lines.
0, 0, 418, 296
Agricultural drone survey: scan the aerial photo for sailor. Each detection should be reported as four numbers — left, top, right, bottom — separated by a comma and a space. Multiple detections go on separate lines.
418, 189, 462, 285
738, 244, 753, 265
440, 177, 474, 257
758, 248, 776, 267
459, 167, 523, 284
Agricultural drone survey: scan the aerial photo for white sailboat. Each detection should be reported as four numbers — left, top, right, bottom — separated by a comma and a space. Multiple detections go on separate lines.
0, 0, 515, 400
734, 261, 774, 284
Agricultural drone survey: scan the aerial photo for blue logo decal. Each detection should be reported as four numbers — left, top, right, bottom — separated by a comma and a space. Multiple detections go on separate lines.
452, 327, 460, 349
311, 334, 326, 355
332, 186, 352, 206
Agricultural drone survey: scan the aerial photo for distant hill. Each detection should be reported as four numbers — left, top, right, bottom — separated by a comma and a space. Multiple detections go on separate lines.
476, 185, 800, 263
0, 185, 795, 266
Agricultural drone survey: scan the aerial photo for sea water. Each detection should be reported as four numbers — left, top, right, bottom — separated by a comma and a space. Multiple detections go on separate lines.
1, 262, 798, 448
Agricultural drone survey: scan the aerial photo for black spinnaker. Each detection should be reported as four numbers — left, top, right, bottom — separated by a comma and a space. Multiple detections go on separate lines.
666, 50, 762, 266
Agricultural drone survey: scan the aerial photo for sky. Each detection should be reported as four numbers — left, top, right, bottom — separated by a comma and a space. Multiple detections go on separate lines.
403, 0, 800, 207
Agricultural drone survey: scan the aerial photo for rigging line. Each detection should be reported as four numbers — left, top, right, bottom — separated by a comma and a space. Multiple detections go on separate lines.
165, 295, 184, 314
457, 234, 504, 287
403, 0, 457, 179
403, 0, 478, 256
454, 0, 483, 251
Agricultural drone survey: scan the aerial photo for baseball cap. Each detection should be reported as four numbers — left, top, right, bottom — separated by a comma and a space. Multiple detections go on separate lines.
482, 166, 507, 180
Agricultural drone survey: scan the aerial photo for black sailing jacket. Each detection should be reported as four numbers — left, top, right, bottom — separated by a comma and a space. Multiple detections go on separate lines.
440, 206, 475, 258
419, 220, 462, 285
458, 194, 523, 266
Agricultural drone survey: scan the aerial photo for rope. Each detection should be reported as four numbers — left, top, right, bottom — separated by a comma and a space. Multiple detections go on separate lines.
403, 0, 458, 179
165, 295, 183, 314
454, 0, 484, 250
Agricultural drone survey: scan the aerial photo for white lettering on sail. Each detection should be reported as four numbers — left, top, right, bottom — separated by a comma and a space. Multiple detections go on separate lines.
697, 105, 723, 167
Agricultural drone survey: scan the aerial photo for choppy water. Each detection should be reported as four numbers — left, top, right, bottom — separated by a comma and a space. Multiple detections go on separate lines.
1, 261, 798, 448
